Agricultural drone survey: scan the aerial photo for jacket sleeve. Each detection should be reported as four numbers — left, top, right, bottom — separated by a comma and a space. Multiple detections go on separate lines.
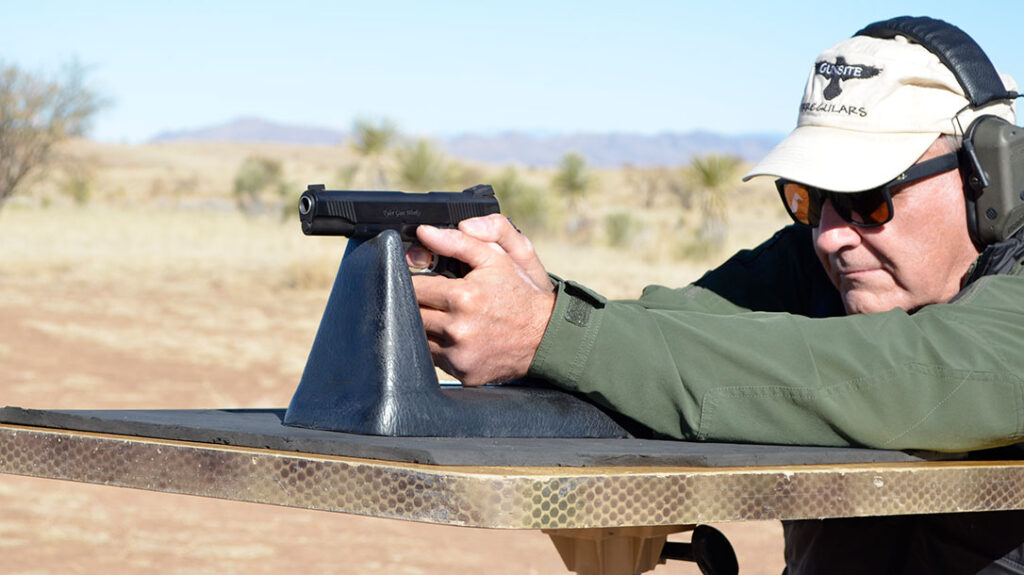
528, 243, 1024, 452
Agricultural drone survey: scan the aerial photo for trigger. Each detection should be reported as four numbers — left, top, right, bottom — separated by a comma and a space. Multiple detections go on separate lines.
405, 242, 436, 273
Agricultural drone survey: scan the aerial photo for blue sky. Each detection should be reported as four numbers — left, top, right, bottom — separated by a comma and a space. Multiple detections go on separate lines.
2, 1, 1020, 143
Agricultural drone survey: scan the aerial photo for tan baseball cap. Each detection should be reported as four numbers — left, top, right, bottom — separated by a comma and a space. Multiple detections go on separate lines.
743, 34, 1017, 192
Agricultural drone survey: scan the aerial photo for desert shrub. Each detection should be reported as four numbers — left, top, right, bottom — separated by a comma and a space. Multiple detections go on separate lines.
349, 116, 397, 188
447, 161, 488, 192
491, 167, 551, 235
232, 156, 286, 216
682, 154, 742, 252
58, 173, 93, 206
552, 152, 591, 206
334, 164, 359, 188
604, 211, 642, 249
395, 139, 450, 192
551, 152, 596, 239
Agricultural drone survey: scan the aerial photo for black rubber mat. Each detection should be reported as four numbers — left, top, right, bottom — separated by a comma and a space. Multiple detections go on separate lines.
0, 406, 924, 467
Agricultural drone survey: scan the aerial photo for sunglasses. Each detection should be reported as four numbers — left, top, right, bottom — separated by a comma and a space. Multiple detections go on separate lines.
775, 152, 960, 228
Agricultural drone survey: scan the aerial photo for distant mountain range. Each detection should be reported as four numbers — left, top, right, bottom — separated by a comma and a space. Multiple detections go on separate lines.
150, 117, 783, 167
151, 117, 345, 146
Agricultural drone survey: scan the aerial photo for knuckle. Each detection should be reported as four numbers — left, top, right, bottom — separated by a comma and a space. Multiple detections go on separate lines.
445, 320, 474, 345
448, 285, 479, 310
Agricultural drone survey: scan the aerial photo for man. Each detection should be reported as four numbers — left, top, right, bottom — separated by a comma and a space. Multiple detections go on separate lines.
409, 17, 1024, 573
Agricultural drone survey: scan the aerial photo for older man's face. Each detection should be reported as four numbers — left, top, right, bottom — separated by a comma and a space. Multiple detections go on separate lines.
813, 139, 980, 315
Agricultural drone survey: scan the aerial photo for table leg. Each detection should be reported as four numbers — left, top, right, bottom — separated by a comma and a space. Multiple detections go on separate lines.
543, 525, 691, 575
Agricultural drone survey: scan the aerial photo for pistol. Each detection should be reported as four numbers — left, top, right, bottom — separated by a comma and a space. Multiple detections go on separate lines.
298, 183, 501, 277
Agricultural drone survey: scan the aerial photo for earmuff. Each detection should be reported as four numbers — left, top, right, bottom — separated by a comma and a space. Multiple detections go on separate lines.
857, 16, 1024, 246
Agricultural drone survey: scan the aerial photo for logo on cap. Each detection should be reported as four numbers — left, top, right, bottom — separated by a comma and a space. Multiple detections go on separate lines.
814, 57, 882, 100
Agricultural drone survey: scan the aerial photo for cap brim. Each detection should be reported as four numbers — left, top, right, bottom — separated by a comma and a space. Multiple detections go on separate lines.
742, 126, 940, 192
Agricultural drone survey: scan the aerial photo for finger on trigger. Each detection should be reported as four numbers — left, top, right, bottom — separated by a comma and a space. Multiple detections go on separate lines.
406, 244, 433, 270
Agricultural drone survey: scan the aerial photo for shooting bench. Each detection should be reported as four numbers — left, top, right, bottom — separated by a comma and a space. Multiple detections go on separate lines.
4, 232, 1023, 575
3, 410, 1024, 574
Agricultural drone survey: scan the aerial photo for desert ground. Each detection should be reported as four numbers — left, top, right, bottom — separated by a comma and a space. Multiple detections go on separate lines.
0, 140, 789, 574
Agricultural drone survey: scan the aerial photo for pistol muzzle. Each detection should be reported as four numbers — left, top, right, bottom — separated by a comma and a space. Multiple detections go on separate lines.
298, 193, 315, 216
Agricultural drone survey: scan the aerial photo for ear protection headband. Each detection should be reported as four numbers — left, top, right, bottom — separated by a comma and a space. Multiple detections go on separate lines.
857, 16, 1024, 246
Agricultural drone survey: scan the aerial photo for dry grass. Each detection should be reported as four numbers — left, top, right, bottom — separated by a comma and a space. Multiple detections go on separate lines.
0, 139, 790, 574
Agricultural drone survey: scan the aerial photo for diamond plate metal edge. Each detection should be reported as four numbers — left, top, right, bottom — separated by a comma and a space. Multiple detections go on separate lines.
4, 424, 1024, 529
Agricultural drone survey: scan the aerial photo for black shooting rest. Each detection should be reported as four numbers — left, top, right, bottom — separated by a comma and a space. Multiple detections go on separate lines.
283, 229, 629, 438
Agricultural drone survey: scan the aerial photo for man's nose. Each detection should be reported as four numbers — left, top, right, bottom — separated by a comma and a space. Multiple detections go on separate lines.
814, 199, 861, 252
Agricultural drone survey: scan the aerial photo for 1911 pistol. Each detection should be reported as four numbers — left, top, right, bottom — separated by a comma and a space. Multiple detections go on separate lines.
298, 183, 501, 277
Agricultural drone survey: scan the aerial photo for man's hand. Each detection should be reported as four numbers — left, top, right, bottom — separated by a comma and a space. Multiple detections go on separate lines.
408, 214, 556, 385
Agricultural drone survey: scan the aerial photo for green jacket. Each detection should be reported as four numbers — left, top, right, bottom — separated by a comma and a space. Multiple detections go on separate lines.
528, 225, 1024, 452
